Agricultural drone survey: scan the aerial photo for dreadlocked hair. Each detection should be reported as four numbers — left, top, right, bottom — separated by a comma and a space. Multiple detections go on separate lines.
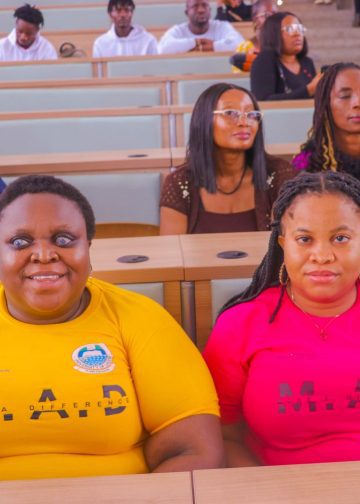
219, 170, 360, 322
14, 4, 44, 27
304, 62, 360, 172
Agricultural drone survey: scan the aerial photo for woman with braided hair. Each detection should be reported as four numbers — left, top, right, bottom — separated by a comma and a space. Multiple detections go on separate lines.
293, 62, 360, 175
204, 170, 360, 467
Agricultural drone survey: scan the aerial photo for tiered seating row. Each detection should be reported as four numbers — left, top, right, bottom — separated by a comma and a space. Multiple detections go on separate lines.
0, 100, 313, 154
0, 54, 242, 82
0, 3, 218, 31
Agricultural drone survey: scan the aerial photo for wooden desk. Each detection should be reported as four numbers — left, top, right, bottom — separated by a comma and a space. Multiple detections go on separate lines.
179, 232, 269, 346
193, 462, 360, 504
90, 235, 184, 324
0, 148, 172, 177
180, 232, 269, 281
0, 471, 193, 504
171, 144, 300, 166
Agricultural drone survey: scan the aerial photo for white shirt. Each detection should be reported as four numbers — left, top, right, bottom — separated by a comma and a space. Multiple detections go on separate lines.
93, 24, 158, 57
0, 29, 57, 61
158, 19, 243, 54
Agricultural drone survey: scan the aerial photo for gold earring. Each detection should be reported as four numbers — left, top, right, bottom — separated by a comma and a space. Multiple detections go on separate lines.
279, 262, 288, 286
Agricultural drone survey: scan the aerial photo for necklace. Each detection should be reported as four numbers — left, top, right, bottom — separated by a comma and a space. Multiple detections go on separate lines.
216, 166, 247, 196
289, 288, 340, 340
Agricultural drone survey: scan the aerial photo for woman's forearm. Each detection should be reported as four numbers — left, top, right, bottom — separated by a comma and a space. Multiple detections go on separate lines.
224, 440, 260, 467
152, 451, 225, 472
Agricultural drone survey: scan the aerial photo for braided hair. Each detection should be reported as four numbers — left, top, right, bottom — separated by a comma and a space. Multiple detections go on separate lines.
219, 170, 360, 321
301, 62, 360, 172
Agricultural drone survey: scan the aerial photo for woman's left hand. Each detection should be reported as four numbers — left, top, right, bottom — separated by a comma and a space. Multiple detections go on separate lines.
144, 414, 225, 472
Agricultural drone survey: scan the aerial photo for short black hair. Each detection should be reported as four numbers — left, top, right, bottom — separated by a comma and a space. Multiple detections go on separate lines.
14, 4, 44, 28
187, 82, 268, 193
220, 171, 360, 320
107, 0, 135, 13
260, 11, 308, 59
0, 175, 95, 241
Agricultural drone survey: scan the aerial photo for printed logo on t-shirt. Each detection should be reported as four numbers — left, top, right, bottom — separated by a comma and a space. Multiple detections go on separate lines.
72, 343, 115, 374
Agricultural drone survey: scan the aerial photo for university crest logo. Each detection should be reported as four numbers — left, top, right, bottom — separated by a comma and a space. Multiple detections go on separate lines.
72, 343, 115, 374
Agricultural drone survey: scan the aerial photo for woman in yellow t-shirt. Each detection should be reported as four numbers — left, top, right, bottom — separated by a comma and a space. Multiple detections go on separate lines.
231, 0, 277, 73
0, 174, 224, 481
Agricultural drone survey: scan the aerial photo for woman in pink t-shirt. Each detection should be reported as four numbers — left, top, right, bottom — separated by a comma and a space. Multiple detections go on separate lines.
204, 170, 360, 467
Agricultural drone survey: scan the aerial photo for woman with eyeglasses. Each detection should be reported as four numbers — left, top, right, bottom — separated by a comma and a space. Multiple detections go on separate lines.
250, 11, 322, 101
160, 83, 295, 235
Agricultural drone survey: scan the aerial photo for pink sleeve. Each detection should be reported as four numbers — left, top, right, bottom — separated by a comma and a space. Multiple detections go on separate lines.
203, 307, 248, 425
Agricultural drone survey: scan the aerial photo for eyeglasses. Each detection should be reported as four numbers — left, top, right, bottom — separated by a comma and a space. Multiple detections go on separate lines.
213, 109, 263, 124
281, 23, 307, 35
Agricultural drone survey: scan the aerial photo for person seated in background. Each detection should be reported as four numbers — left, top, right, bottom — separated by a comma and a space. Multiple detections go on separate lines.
215, 0, 252, 22
0, 175, 224, 480
354, 0, 360, 26
204, 170, 360, 467
160, 83, 294, 235
314, 0, 332, 5
250, 11, 321, 100
0, 4, 57, 62
292, 62, 360, 175
93, 0, 158, 57
158, 0, 244, 54
230, 0, 278, 73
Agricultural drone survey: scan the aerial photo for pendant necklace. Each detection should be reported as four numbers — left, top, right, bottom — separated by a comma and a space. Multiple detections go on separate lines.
216, 166, 247, 195
289, 288, 340, 340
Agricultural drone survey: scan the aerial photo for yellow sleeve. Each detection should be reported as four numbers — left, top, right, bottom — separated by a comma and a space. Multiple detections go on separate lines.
121, 294, 219, 434
236, 40, 255, 53
232, 39, 255, 73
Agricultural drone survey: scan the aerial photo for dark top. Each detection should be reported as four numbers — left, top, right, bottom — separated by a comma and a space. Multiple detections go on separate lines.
250, 48, 316, 101
0, 179, 6, 193
215, 3, 252, 22
160, 154, 295, 234
292, 139, 360, 176
193, 206, 257, 234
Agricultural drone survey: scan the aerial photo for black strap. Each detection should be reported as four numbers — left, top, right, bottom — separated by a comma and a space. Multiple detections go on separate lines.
277, 63, 292, 94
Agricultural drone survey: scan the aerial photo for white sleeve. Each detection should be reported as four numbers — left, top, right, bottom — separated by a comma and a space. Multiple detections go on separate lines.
44, 41, 58, 60
213, 21, 244, 52
147, 35, 158, 55
0, 41, 5, 61
92, 38, 102, 58
158, 26, 196, 54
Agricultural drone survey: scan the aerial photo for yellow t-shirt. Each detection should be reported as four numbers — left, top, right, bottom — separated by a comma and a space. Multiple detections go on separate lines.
0, 278, 219, 480
232, 39, 256, 73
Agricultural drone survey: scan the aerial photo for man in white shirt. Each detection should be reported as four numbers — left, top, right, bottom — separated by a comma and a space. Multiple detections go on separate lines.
0, 4, 57, 61
93, 0, 158, 57
158, 0, 244, 54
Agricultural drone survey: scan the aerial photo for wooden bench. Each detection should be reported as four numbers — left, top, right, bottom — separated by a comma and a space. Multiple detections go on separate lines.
0, 58, 97, 81
0, 107, 171, 154
171, 99, 314, 147
0, 83, 166, 111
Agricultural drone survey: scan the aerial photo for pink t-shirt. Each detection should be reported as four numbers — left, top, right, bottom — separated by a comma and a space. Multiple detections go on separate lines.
203, 285, 360, 465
